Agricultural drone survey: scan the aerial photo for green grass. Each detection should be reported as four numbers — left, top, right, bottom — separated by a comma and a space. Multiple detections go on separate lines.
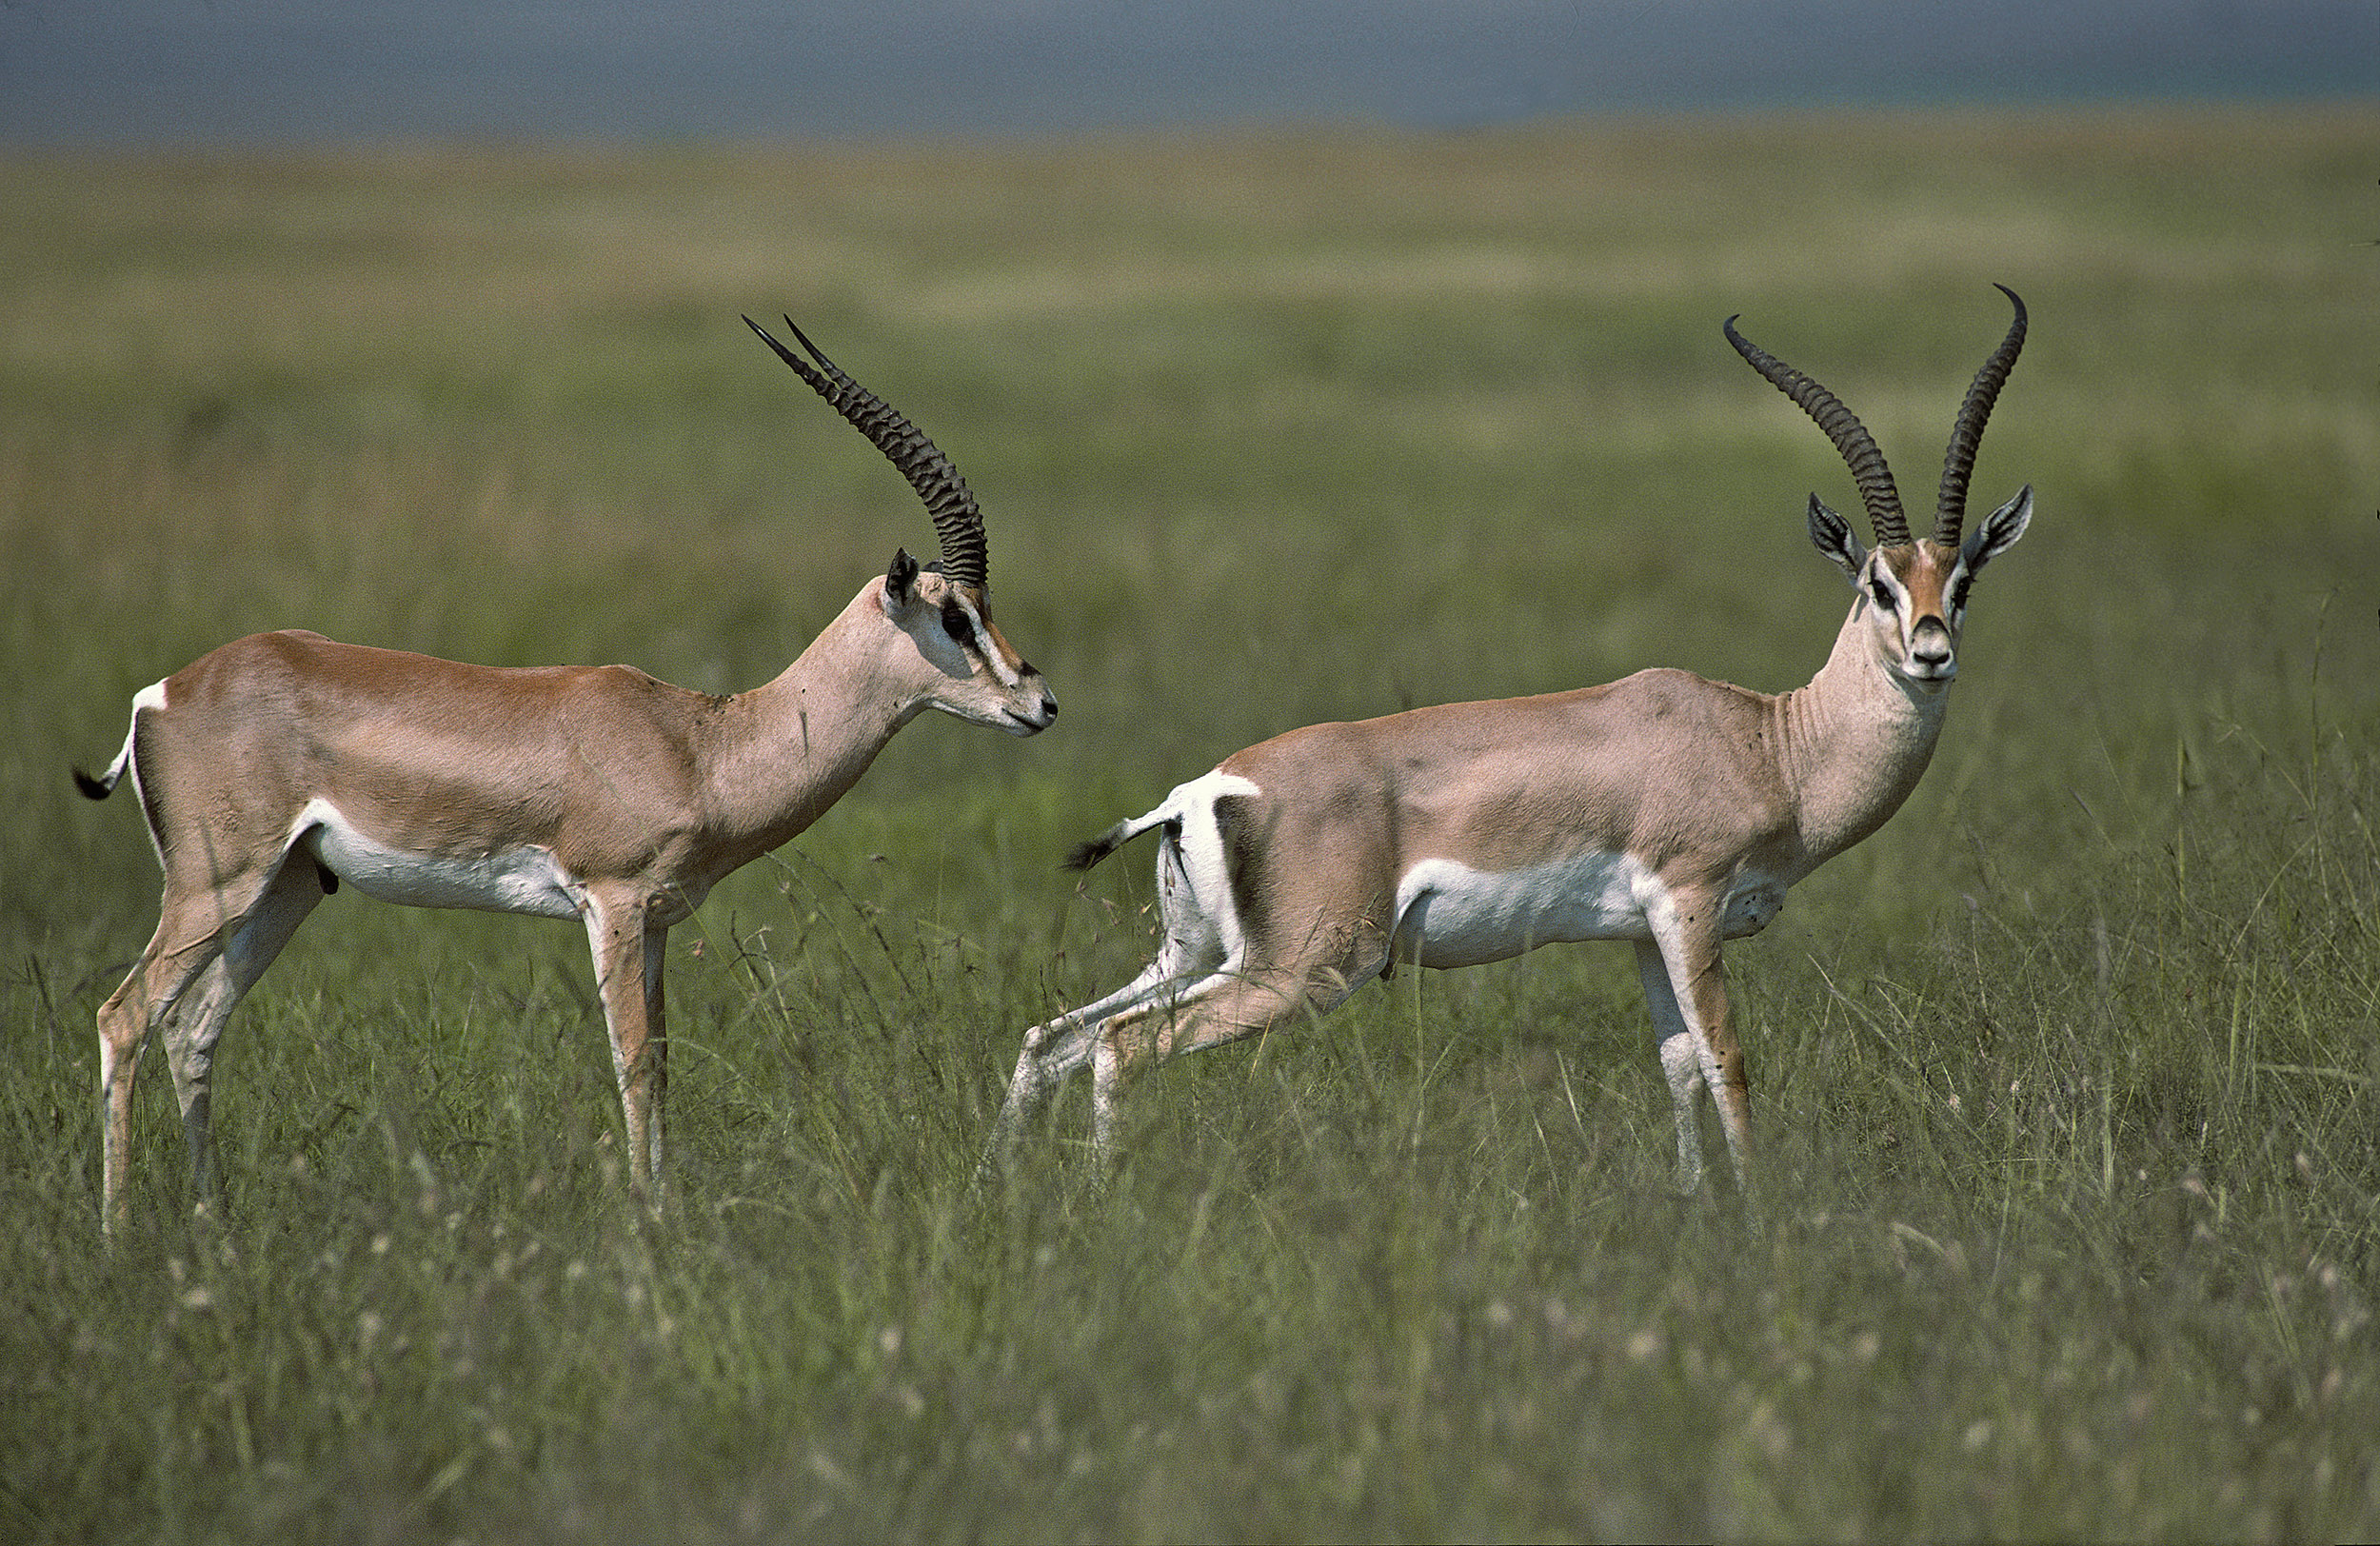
4, 104, 2378, 1540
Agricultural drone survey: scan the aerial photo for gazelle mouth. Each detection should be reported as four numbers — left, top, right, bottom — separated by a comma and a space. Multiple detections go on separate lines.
1003, 703, 1058, 735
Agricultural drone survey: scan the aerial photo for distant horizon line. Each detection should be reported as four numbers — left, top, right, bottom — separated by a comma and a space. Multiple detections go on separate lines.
8, 89, 2373, 156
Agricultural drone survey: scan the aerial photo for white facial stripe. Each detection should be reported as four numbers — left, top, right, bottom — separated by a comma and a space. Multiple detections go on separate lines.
1943, 559, 1974, 619
1867, 556, 1964, 677
1872, 553, 1961, 681
1867, 558, 1905, 609
944, 594, 1023, 687
293, 798, 584, 920
974, 617, 1023, 687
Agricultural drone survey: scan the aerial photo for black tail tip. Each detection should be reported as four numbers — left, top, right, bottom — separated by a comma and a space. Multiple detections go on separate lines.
72, 766, 112, 800
1061, 837, 1111, 873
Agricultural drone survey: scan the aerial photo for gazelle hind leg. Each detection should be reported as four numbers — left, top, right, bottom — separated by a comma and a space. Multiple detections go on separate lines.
97, 934, 214, 1237
1088, 951, 1376, 1168
158, 862, 327, 1219
986, 819, 1236, 1171
983, 947, 1205, 1174
1086, 966, 1253, 1164
97, 856, 325, 1233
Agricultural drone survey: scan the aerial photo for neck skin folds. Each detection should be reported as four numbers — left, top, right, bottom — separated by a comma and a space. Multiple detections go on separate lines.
1771, 596, 1952, 871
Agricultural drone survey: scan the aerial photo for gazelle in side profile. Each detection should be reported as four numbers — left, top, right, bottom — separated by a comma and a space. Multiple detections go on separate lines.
78, 317, 1057, 1234
989, 287, 2033, 1197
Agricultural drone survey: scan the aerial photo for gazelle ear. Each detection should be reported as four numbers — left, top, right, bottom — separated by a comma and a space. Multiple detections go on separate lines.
1961, 485, 2033, 573
1807, 494, 1866, 581
883, 547, 921, 605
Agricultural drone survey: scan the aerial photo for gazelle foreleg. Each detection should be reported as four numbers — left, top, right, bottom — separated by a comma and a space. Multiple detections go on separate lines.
1639, 885, 1753, 1198
585, 892, 669, 1206
1636, 939, 1711, 1196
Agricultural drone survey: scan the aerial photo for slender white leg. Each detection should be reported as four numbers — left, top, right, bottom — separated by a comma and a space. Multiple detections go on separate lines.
1638, 882, 1752, 1196
102, 856, 326, 1233
1636, 938, 1707, 1195
585, 891, 669, 1207
161, 866, 326, 1219
983, 949, 1200, 1176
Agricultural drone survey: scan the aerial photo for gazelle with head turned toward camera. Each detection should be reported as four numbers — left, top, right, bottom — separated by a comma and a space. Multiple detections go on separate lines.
78, 317, 1056, 1234
988, 287, 2033, 1197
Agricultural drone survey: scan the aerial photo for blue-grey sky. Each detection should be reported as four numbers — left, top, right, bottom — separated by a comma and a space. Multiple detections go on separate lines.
2, 0, 2374, 145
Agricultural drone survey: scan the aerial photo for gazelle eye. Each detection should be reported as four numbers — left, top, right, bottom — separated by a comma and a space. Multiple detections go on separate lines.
1868, 578, 1895, 611
940, 604, 976, 650
1950, 576, 1973, 613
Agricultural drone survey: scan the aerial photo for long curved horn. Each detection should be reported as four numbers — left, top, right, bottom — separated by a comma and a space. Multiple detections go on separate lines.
1726, 313, 1911, 548
745, 316, 991, 593
1933, 285, 2028, 549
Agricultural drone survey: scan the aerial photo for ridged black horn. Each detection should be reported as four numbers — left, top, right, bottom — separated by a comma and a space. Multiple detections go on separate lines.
746, 316, 991, 593
1726, 313, 1911, 548
1934, 285, 2028, 548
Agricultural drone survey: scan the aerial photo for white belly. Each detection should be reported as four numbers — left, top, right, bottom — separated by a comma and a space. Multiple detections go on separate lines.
296, 799, 585, 920
1394, 851, 1650, 967
1394, 851, 1788, 968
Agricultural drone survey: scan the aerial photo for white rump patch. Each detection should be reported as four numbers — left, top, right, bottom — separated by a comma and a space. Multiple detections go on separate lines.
1171, 768, 1262, 814
108, 680, 169, 786
118, 680, 172, 865
293, 799, 585, 920
1161, 769, 1263, 966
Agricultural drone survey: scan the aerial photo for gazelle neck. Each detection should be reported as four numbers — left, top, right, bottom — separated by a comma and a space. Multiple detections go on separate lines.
711, 584, 920, 858
1773, 597, 1953, 869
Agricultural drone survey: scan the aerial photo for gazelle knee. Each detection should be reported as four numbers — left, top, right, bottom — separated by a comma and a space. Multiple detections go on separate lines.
98, 1023, 141, 1090
1658, 1031, 1705, 1099
1020, 1013, 1072, 1056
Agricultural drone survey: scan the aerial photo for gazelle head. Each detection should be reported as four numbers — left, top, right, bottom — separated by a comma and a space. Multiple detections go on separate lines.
874, 546, 1056, 734
750, 316, 1058, 735
1727, 286, 2034, 688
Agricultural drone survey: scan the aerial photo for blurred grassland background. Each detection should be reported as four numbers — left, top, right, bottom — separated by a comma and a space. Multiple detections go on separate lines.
3, 105, 2377, 1540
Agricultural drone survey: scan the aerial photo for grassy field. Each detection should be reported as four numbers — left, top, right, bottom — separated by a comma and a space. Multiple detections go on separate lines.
4, 105, 2377, 1540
